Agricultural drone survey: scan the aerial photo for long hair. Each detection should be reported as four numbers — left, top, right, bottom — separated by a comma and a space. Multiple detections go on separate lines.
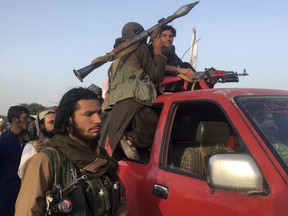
55, 87, 99, 135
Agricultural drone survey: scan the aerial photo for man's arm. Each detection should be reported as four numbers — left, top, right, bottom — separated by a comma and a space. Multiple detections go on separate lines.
136, 43, 167, 83
18, 143, 37, 178
15, 152, 52, 216
166, 65, 195, 79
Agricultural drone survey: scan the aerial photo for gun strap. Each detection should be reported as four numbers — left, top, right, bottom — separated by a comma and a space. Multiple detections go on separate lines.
43, 147, 61, 186
177, 74, 193, 82
92, 43, 138, 65
113, 43, 138, 60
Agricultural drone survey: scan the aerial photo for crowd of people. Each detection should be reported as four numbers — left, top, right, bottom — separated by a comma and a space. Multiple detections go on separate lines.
0, 23, 195, 216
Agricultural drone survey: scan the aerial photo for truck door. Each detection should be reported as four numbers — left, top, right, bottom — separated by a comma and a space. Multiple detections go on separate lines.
151, 100, 271, 216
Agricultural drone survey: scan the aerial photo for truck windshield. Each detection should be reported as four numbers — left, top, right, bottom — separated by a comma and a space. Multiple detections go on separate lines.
236, 96, 288, 166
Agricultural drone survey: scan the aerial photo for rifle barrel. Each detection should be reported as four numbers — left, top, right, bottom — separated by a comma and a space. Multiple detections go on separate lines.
62, 175, 87, 195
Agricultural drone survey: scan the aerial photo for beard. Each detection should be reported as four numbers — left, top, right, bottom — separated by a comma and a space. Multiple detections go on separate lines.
70, 118, 100, 146
42, 129, 56, 139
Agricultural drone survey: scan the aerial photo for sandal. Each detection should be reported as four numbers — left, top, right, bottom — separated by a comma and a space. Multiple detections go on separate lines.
120, 136, 141, 160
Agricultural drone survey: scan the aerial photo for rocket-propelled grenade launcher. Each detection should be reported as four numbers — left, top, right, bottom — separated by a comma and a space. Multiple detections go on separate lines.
73, 1, 200, 82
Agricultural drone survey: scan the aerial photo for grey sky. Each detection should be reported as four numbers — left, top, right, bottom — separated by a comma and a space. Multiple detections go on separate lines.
1, 0, 287, 115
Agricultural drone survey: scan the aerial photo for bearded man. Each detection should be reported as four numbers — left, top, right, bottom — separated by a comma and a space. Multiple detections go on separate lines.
0, 105, 30, 216
15, 87, 127, 216
18, 109, 56, 178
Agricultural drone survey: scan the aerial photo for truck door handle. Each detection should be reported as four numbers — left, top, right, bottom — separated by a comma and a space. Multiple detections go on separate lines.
153, 184, 169, 199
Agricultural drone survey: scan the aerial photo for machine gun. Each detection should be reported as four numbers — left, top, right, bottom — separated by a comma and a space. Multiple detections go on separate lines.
45, 171, 87, 215
194, 67, 249, 89
160, 67, 249, 92
73, 1, 200, 82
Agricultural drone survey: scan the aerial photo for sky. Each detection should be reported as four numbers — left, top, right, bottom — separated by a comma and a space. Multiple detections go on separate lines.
1, 0, 288, 115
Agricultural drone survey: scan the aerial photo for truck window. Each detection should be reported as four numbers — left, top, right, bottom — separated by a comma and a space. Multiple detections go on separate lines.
162, 101, 245, 178
236, 96, 288, 168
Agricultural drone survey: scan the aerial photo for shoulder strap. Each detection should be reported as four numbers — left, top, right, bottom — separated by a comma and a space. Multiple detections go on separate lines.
114, 43, 138, 60
42, 147, 61, 186
91, 43, 139, 65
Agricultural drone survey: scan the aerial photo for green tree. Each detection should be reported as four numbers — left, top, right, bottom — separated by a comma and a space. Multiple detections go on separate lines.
0, 115, 8, 123
20, 103, 48, 115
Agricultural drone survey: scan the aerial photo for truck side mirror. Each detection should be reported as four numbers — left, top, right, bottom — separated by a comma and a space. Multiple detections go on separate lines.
207, 154, 266, 194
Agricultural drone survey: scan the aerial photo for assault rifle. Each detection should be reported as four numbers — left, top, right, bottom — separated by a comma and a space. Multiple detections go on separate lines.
45, 172, 87, 215
194, 67, 249, 89
160, 67, 249, 92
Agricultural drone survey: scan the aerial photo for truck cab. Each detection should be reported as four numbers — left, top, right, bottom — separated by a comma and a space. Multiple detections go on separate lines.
115, 87, 288, 216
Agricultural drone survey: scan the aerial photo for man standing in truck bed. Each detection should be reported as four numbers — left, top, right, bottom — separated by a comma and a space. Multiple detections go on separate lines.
106, 22, 167, 160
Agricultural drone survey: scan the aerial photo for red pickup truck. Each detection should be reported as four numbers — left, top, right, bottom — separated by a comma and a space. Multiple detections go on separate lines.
106, 69, 288, 216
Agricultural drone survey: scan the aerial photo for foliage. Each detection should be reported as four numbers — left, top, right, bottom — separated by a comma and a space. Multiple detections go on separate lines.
19, 103, 48, 115
0, 115, 8, 123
